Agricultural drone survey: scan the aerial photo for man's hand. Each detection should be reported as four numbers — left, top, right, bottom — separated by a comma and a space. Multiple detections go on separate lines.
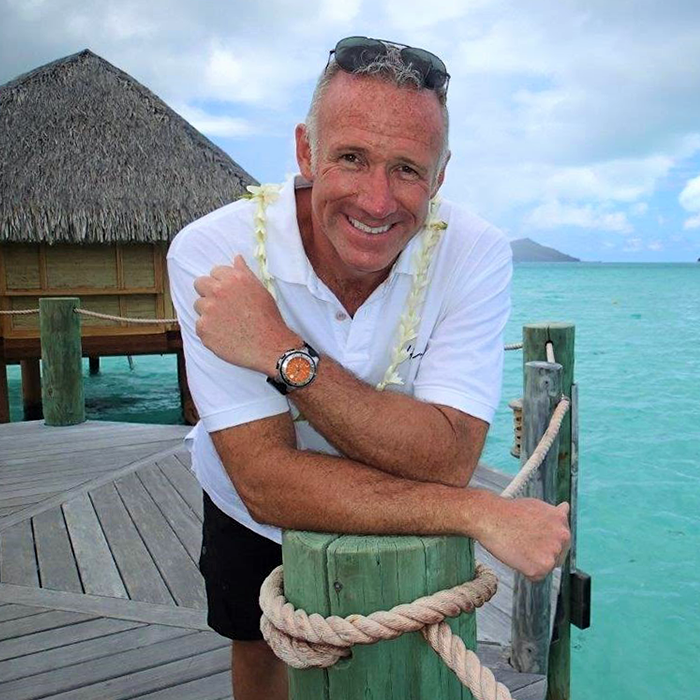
477, 497, 571, 581
193, 255, 300, 376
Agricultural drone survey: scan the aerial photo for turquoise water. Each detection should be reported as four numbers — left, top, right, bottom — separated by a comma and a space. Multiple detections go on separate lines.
4, 263, 699, 699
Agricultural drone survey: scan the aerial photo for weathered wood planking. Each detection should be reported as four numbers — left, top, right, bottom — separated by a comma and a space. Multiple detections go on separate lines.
137, 463, 202, 561
33, 507, 83, 593
135, 670, 233, 700
115, 471, 205, 609
0, 519, 39, 586
0, 630, 222, 700
0, 584, 209, 629
62, 492, 129, 599
0, 621, 194, 684
37, 644, 232, 700
0, 616, 145, 663
90, 482, 174, 606
157, 454, 204, 521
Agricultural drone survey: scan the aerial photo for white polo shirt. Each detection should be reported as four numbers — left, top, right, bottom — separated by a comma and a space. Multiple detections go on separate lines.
167, 175, 512, 543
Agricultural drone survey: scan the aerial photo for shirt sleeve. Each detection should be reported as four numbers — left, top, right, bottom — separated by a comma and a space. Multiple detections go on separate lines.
167, 248, 290, 433
412, 234, 512, 424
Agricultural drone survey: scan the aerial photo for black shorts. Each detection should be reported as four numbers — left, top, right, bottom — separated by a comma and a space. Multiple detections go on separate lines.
199, 491, 282, 641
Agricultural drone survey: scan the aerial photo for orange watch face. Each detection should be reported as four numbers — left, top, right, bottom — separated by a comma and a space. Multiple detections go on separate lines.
285, 356, 313, 385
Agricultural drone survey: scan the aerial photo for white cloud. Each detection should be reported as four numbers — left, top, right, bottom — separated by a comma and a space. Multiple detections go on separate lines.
630, 202, 648, 217
172, 104, 256, 138
525, 201, 633, 233
679, 174, 700, 212
683, 214, 700, 230
648, 240, 664, 251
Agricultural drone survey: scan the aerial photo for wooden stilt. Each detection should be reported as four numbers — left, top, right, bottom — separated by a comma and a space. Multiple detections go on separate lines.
0, 339, 9, 424
177, 350, 198, 425
89, 356, 100, 375
21, 358, 43, 421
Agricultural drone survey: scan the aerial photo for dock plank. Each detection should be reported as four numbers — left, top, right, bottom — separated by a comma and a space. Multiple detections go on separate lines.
90, 483, 174, 606
0, 623, 195, 684
41, 643, 231, 700
0, 520, 39, 586
63, 493, 128, 599
33, 507, 83, 593
115, 472, 206, 609
136, 670, 232, 700
0, 630, 212, 700
0, 583, 209, 629
138, 463, 202, 561
160, 454, 203, 521
0, 617, 143, 661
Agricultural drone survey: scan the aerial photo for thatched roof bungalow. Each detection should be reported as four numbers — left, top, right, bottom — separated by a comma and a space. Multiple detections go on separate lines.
0, 49, 256, 422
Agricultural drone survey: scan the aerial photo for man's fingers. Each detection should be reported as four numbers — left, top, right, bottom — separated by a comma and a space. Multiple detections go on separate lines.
193, 275, 213, 297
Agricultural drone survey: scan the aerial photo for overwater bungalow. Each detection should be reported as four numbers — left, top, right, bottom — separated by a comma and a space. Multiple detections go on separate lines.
0, 49, 256, 424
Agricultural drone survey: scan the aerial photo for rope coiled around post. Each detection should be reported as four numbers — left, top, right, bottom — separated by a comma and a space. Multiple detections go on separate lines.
260, 563, 512, 700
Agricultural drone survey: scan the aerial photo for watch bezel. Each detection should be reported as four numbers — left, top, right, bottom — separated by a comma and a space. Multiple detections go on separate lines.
279, 350, 316, 388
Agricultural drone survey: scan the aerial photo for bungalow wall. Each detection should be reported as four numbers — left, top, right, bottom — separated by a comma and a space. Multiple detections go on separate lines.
0, 242, 177, 342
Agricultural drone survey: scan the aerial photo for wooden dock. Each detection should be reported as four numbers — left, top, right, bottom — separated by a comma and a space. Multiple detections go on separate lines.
0, 420, 551, 699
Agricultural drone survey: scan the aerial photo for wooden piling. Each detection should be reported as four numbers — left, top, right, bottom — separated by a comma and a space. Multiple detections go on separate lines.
523, 323, 575, 700
39, 297, 85, 426
0, 339, 9, 424
511, 360, 562, 674
89, 356, 100, 375
21, 358, 43, 420
284, 531, 476, 699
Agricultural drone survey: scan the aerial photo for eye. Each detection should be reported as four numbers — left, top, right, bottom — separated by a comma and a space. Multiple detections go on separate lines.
340, 153, 361, 165
397, 164, 420, 180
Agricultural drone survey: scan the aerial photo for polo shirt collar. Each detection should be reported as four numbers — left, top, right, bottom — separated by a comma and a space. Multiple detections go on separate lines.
264, 174, 425, 286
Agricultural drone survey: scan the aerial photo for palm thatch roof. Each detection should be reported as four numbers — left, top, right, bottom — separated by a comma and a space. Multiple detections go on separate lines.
0, 49, 257, 244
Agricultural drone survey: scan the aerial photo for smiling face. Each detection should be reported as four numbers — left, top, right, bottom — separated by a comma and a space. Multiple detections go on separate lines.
295, 71, 448, 290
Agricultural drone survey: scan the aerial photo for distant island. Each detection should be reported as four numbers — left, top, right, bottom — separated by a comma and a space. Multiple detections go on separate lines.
510, 238, 580, 263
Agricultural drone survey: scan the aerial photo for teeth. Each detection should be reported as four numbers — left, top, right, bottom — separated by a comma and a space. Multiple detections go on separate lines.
348, 216, 391, 234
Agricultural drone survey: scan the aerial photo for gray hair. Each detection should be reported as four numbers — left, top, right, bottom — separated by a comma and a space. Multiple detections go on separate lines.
304, 46, 450, 179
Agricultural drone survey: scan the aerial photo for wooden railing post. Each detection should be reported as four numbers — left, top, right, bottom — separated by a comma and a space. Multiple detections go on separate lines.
284, 532, 476, 699
511, 360, 562, 674
0, 337, 9, 424
522, 323, 575, 700
39, 297, 85, 426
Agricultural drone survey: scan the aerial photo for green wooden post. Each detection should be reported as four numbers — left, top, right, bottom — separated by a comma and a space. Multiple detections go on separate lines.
284, 531, 476, 699
523, 323, 575, 700
39, 297, 85, 426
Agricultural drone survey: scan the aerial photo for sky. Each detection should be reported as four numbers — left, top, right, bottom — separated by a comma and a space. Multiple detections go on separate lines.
2, 0, 700, 262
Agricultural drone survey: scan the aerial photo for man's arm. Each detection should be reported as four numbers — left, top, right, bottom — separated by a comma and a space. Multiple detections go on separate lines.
210, 412, 571, 582
288, 356, 486, 487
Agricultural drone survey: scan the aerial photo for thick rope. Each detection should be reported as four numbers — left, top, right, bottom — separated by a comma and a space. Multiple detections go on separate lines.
259, 564, 512, 699
0, 309, 39, 315
504, 342, 523, 351
501, 396, 570, 500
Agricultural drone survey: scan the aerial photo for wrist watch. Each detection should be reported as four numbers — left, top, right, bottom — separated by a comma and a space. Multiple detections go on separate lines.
267, 342, 320, 395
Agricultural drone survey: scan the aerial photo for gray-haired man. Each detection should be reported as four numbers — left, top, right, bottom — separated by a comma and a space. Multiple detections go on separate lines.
168, 36, 570, 700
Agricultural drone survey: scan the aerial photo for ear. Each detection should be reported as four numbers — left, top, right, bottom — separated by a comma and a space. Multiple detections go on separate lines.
295, 123, 314, 182
431, 150, 451, 198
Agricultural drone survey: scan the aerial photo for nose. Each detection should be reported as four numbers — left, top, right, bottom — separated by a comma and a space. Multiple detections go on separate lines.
356, 168, 398, 221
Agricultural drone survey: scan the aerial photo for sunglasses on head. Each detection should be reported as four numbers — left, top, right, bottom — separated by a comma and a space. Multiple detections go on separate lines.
327, 36, 450, 93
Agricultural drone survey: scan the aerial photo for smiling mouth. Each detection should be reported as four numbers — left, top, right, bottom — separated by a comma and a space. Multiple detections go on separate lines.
347, 215, 393, 235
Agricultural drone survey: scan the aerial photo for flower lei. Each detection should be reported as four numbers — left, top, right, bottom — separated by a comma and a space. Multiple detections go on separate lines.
246, 183, 447, 392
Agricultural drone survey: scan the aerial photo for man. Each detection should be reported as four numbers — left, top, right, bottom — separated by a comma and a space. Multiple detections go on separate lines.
167, 37, 570, 700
